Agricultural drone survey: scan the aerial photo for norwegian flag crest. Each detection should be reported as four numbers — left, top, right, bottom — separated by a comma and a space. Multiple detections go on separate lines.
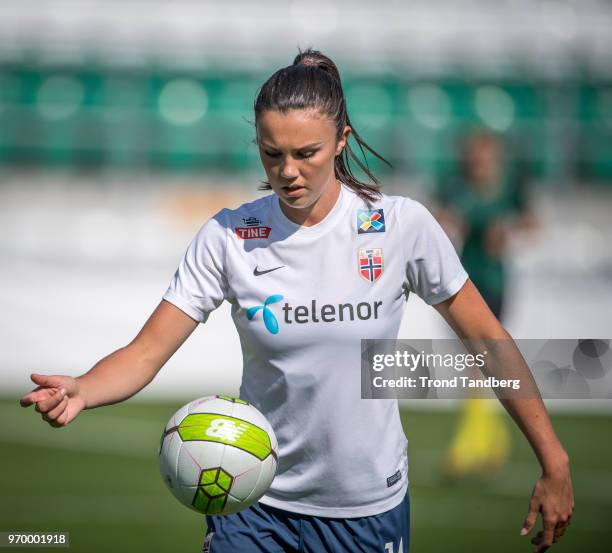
358, 248, 384, 282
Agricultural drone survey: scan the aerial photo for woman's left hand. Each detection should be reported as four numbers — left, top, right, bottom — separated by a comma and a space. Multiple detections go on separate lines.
521, 465, 574, 553
433, 282, 574, 552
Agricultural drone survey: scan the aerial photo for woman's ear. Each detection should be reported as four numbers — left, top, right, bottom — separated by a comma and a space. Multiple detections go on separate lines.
336, 125, 352, 156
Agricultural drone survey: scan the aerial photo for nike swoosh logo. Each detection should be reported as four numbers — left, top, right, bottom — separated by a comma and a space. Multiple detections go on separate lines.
253, 265, 285, 276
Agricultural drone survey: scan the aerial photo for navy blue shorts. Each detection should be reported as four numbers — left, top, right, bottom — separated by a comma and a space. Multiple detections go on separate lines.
203, 492, 410, 553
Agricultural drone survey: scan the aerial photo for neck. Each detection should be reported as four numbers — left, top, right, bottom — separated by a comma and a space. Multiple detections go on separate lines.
281, 179, 341, 227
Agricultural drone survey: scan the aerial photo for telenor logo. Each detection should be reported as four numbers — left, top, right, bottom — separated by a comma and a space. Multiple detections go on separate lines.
246, 294, 383, 334
246, 294, 284, 334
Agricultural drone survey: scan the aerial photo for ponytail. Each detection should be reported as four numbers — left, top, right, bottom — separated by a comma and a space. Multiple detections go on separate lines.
254, 47, 390, 204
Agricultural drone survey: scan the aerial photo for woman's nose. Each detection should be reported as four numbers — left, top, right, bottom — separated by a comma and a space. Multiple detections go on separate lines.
280, 158, 298, 179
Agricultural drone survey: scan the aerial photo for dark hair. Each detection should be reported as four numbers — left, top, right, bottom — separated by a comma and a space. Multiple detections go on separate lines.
254, 47, 390, 204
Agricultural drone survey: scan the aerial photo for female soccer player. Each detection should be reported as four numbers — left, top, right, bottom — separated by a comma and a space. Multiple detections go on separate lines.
20, 49, 573, 553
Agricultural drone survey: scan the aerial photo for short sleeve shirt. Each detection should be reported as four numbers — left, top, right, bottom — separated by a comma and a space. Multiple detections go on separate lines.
163, 184, 468, 517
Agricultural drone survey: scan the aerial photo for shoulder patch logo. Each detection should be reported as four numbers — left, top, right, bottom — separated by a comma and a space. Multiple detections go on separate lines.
235, 226, 272, 240
359, 248, 384, 282
357, 209, 385, 234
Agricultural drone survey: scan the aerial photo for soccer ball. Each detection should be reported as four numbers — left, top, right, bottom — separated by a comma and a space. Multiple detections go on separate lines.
159, 395, 278, 515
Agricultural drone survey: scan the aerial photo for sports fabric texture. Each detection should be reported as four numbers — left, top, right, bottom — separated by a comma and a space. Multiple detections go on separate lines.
164, 184, 468, 517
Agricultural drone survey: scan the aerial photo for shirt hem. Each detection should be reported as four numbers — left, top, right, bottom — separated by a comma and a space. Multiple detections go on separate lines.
424, 269, 469, 306
257, 480, 408, 518
162, 291, 208, 323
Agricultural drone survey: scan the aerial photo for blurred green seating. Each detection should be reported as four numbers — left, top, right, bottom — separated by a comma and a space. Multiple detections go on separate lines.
0, 63, 610, 184
577, 84, 612, 180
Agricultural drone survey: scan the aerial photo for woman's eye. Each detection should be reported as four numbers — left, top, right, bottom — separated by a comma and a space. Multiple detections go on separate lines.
263, 150, 315, 159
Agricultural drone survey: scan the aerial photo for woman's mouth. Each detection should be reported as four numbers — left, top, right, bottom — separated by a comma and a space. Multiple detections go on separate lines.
283, 185, 306, 197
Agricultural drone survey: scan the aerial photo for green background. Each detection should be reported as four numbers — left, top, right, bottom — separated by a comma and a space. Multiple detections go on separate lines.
2, 398, 610, 552
2, 62, 612, 182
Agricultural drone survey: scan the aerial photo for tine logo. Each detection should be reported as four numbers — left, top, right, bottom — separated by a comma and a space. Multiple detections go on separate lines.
246, 294, 284, 334
235, 226, 272, 240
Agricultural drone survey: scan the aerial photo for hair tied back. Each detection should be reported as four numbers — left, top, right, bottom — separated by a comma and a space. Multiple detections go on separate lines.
255, 47, 391, 204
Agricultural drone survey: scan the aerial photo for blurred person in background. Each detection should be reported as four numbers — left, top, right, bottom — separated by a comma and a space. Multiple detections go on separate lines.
435, 130, 537, 481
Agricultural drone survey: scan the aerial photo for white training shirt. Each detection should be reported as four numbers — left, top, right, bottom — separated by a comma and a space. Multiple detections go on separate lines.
163, 183, 468, 518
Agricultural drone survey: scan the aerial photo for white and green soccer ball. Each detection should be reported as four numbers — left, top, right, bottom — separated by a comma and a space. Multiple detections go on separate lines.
159, 395, 278, 515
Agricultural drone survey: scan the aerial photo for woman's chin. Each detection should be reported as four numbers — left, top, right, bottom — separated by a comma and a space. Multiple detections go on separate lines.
279, 193, 315, 209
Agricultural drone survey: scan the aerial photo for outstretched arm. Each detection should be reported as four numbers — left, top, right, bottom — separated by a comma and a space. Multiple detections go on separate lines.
20, 300, 198, 426
434, 279, 574, 553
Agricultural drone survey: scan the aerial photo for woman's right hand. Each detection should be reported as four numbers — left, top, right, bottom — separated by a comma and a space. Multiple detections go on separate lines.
20, 373, 87, 428
18, 302, 198, 426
